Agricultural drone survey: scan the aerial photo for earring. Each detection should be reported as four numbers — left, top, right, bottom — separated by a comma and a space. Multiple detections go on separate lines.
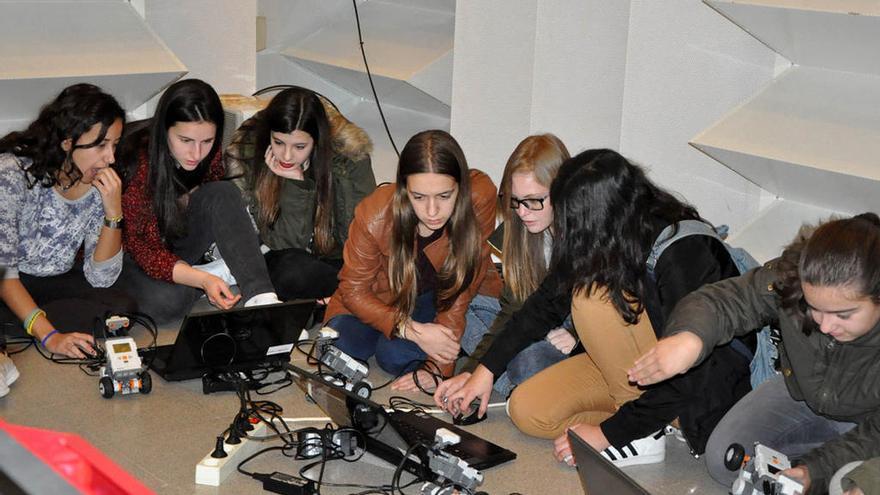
301, 159, 311, 172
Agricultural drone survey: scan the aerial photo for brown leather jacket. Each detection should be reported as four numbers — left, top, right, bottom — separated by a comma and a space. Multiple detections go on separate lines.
324, 169, 503, 345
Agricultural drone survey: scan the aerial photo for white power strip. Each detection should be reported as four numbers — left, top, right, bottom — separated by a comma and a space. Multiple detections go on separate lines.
195, 422, 268, 486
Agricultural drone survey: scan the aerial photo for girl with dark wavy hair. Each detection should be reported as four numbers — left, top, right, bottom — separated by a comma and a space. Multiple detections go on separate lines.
0, 84, 136, 377
630, 213, 880, 494
225, 87, 375, 300
322, 130, 502, 389
117, 79, 278, 323
439, 149, 754, 469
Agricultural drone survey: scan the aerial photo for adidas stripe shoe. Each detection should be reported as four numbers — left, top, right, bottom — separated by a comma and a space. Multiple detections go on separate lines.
600, 430, 666, 467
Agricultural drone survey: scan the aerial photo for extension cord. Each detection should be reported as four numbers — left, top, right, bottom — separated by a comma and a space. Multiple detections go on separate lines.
195, 422, 268, 486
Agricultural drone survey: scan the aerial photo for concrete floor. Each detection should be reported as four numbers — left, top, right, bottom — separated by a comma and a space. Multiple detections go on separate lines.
0, 315, 729, 495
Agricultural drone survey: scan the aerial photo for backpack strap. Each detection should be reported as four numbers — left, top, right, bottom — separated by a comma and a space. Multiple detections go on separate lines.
646, 220, 723, 277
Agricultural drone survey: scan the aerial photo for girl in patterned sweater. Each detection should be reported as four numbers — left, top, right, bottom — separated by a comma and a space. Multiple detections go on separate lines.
0, 84, 137, 395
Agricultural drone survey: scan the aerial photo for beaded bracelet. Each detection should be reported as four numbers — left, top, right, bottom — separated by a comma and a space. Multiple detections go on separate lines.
40, 329, 59, 347
23, 308, 45, 336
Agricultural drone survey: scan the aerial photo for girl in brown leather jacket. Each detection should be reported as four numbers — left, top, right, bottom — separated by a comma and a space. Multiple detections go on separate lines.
322, 130, 502, 390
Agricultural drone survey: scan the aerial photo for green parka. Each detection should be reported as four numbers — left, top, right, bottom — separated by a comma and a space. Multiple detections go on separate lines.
224, 101, 376, 259
665, 264, 880, 491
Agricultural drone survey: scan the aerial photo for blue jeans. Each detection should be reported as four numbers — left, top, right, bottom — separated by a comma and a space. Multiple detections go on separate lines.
461, 298, 570, 397
705, 374, 856, 487
493, 340, 568, 397
329, 293, 500, 376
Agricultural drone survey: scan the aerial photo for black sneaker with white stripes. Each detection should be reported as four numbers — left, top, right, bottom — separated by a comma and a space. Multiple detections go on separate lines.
600, 430, 666, 467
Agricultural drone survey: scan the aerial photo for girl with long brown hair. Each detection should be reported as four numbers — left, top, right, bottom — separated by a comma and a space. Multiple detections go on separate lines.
322, 130, 501, 389
225, 87, 375, 300
455, 134, 576, 397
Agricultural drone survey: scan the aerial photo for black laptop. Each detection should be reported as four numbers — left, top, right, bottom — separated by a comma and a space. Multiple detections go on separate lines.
568, 430, 650, 495
287, 364, 516, 477
148, 301, 315, 381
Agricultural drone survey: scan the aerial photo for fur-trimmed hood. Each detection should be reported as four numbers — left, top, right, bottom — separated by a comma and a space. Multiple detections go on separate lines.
321, 99, 373, 162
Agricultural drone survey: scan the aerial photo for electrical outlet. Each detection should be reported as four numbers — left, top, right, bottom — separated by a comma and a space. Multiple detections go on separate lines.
195, 422, 268, 486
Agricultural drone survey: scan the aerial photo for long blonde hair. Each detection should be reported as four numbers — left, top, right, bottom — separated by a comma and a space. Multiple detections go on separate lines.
498, 134, 570, 302
388, 130, 481, 326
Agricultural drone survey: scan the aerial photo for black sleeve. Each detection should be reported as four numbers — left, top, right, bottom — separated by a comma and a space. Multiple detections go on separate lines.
478, 271, 571, 378
601, 235, 738, 449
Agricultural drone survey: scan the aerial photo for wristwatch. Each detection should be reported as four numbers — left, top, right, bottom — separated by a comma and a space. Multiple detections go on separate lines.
103, 216, 123, 229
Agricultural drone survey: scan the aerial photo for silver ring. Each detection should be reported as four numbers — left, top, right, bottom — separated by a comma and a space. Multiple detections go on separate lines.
562, 454, 573, 464
442, 396, 448, 404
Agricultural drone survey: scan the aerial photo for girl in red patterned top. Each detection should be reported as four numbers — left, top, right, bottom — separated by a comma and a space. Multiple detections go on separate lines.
117, 79, 279, 323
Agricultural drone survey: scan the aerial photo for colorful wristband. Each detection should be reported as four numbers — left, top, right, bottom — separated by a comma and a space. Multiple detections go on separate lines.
40, 329, 59, 347
23, 308, 45, 336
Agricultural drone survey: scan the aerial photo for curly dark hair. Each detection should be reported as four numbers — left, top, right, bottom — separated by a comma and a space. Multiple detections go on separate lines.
774, 212, 880, 335
0, 84, 125, 188
549, 149, 700, 324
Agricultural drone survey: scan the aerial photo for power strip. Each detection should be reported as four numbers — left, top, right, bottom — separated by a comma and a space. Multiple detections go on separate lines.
195, 422, 268, 486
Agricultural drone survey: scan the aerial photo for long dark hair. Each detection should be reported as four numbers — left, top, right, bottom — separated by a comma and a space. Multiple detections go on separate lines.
498, 134, 569, 302
388, 130, 482, 326
550, 149, 700, 324
251, 88, 334, 254
775, 213, 880, 335
0, 84, 124, 188
147, 79, 224, 240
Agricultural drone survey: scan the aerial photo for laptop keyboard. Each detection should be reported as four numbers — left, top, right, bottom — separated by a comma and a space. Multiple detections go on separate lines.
390, 411, 482, 462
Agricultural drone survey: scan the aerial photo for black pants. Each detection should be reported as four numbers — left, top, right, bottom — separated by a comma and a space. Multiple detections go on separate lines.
114, 181, 275, 325
264, 248, 341, 300
0, 263, 138, 337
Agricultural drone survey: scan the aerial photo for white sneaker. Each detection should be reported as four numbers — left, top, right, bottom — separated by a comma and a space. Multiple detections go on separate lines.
0, 353, 18, 386
0, 368, 8, 398
244, 292, 282, 307
664, 424, 687, 443
600, 430, 666, 467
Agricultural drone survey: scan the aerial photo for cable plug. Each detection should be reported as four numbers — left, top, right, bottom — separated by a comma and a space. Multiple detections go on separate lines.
210, 436, 228, 458
259, 472, 315, 495
226, 424, 242, 445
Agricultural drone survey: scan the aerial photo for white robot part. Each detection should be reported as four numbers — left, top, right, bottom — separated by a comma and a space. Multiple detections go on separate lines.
99, 337, 151, 399
435, 428, 461, 448
728, 443, 804, 495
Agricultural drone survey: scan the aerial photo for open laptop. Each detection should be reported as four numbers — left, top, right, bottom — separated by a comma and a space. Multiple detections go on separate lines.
287, 363, 516, 477
569, 430, 651, 494
148, 301, 315, 381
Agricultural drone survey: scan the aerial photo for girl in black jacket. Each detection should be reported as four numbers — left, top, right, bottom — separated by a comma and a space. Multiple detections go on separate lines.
436, 149, 754, 467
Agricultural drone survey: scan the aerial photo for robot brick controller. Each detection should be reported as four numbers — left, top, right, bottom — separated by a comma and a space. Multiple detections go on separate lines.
98, 336, 152, 399
725, 443, 804, 495
315, 327, 372, 398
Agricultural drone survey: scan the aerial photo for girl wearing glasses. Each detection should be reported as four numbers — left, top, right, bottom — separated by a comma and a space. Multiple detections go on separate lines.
452, 134, 577, 397
322, 130, 502, 389
438, 149, 754, 469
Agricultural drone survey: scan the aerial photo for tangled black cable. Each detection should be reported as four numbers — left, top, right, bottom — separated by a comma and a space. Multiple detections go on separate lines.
351, 0, 399, 157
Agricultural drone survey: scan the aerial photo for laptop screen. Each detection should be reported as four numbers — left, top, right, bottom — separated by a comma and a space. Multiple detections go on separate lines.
151, 301, 314, 381
287, 364, 411, 453
568, 431, 650, 495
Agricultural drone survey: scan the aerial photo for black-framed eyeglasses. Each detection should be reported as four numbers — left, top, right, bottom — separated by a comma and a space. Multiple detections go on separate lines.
505, 194, 549, 211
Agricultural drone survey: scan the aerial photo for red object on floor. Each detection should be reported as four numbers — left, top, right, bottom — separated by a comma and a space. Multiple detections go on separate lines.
0, 419, 155, 494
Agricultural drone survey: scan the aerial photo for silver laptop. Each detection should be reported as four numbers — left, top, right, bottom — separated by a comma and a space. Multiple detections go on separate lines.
568, 431, 650, 495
